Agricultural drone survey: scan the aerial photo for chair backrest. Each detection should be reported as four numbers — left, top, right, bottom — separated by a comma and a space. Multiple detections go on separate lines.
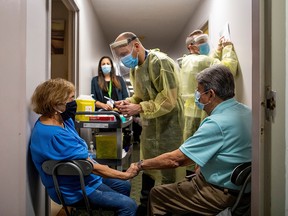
42, 159, 93, 176
42, 159, 94, 216
230, 162, 251, 214
231, 162, 251, 186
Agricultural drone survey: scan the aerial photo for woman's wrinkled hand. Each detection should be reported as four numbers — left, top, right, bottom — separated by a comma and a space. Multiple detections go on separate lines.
125, 163, 140, 179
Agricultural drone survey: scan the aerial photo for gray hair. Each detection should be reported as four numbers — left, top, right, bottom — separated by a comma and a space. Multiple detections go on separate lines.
196, 65, 235, 100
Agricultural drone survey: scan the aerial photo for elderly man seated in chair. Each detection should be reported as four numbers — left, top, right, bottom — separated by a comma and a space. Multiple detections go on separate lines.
130, 65, 251, 216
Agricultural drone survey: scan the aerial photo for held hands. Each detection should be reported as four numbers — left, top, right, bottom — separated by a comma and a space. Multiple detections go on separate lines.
125, 163, 140, 179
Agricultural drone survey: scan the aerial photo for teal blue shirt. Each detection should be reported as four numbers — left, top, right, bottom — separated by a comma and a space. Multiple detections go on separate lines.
30, 118, 102, 205
179, 98, 251, 190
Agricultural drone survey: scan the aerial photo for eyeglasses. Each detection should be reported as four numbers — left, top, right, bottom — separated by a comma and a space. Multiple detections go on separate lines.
195, 89, 210, 100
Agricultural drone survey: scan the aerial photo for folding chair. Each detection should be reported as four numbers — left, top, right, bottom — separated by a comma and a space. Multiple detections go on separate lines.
42, 159, 109, 216
217, 162, 251, 216
230, 162, 251, 215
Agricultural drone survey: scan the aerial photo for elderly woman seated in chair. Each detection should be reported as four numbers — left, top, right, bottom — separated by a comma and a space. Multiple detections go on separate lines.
29, 78, 137, 216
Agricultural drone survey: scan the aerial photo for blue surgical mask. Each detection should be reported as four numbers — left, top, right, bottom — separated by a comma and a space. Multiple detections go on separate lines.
195, 90, 210, 110
101, 65, 111, 74
120, 49, 138, 68
198, 43, 210, 55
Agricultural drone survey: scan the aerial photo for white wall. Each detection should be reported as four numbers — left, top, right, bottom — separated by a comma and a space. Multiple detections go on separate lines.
0, 0, 27, 214
76, 0, 111, 95
26, 0, 51, 214
170, 0, 252, 107
0, 0, 109, 215
0, 0, 49, 215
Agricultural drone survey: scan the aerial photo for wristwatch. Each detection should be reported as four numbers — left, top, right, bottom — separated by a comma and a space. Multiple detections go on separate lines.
137, 160, 144, 171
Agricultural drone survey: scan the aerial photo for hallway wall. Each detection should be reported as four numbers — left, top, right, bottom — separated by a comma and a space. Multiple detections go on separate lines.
26, 0, 51, 214
0, 0, 49, 215
170, 0, 252, 107
77, 0, 111, 95
0, 0, 110, 215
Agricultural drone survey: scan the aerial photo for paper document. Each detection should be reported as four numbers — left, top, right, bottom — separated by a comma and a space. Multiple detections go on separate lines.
219, 22, 231, 41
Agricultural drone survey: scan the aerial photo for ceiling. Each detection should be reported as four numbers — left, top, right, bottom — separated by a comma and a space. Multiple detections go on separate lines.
91, 0, 201, 52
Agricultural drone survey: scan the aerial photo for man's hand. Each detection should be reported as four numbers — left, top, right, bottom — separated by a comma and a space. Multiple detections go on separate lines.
125, 163, 140, 179
217, 36, 233, 51
116, 100, 142, 117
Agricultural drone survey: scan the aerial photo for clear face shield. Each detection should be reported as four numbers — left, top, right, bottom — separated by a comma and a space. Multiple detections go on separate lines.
110, 36, 138, 75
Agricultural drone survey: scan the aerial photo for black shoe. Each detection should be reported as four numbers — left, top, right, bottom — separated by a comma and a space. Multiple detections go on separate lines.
136, 204, 147, 216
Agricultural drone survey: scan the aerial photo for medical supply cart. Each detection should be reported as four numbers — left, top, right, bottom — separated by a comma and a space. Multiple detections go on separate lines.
75, 111, 133, 170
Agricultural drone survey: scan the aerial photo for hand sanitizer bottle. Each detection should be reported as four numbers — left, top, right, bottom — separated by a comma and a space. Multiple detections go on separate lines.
88, 141, 96, 160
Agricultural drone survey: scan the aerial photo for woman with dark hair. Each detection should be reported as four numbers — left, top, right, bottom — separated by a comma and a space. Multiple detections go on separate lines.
91, 56, 129, 110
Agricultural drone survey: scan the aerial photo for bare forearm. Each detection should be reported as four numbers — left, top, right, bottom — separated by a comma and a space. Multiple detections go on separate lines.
92, 163, 132, 180
138, 149, 192, 170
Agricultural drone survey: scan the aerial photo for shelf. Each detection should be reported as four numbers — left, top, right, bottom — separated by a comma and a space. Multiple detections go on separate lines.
75, 111, 133, 129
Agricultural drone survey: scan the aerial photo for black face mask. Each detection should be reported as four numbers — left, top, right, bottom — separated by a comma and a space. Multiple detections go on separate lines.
61, 100, 77, 121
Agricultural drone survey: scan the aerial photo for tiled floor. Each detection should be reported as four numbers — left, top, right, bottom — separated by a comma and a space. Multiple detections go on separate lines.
53, 142, 142, 216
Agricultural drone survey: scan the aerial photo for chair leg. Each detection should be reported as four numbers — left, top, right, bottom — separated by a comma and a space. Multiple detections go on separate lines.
63, 206, 71, 216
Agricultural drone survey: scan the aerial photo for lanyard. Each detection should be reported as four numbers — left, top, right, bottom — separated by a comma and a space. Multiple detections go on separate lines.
108, 80, 112, 98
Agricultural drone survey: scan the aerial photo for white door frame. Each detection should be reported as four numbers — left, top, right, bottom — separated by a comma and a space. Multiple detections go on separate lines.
61, 0, 80, 95
252, 0, 271, 215
252, 0, 286, 215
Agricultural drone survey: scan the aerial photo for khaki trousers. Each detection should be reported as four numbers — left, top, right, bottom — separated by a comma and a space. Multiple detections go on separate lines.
148, 173, 250, 216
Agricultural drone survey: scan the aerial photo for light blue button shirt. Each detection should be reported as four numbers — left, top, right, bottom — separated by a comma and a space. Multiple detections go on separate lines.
179, 98, 251, 190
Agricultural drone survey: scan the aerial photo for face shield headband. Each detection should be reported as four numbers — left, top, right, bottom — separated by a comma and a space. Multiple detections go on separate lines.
185, 34, 209, 47
110, 36, 137, 50
110, 36, 138, 74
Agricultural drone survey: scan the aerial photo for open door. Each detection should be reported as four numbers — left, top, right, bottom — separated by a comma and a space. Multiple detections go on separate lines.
51, 0, 79, 95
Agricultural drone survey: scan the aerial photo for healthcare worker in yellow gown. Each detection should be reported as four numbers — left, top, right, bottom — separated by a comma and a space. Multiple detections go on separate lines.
111, 32, 185, 215
180, 30, 239, 142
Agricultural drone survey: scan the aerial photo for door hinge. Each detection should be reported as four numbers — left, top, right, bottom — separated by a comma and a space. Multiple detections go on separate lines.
265, 86, 276, 122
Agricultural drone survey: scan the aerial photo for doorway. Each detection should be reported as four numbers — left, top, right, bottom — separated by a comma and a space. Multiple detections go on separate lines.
51, 0, 79, 94
50, 1, 79, 215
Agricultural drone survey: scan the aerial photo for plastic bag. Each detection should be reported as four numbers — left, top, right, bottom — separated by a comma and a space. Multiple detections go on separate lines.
216, 208, 232, 216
